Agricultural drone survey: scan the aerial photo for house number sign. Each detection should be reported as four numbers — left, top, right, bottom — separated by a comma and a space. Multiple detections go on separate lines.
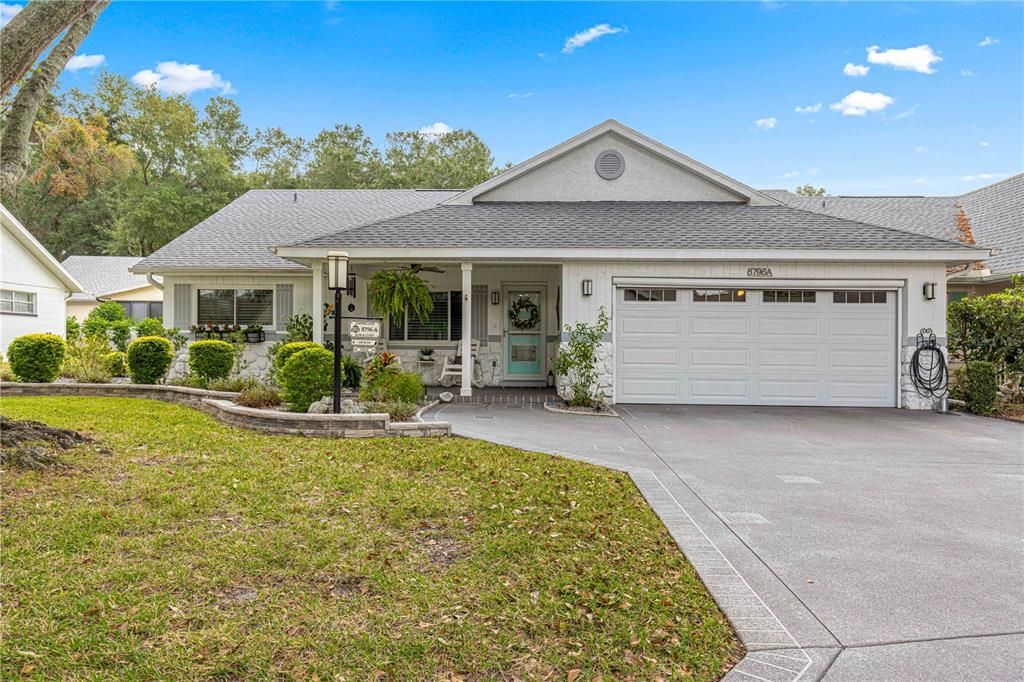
349, 321, 380, 339
746, 267, 773, 278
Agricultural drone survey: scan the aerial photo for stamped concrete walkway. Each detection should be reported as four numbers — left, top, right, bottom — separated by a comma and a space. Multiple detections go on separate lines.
425, 402, 1024, 681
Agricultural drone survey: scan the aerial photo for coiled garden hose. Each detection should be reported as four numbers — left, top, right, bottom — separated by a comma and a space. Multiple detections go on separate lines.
910, 328, 949, 399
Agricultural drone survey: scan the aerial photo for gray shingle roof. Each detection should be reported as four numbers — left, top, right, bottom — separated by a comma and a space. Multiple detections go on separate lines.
766, 175, 1023, 275
61, 256, 149, 301
297, 201, 979, 251
958, 174, 1024, 275
133, 189, 459, 271
762, 190, 961, 240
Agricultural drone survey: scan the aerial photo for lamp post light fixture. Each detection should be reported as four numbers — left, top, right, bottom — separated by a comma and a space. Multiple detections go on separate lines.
490, 290, 500, 306
581, 279, 593, 296
327, 251, 349, 414
922, 282, 936, 301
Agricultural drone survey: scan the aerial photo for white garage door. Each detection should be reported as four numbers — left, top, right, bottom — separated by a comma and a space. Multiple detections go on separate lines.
615, 287, 897, 407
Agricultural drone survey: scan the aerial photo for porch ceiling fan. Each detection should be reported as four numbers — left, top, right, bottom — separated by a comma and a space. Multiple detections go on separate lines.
393, 263, 446, 274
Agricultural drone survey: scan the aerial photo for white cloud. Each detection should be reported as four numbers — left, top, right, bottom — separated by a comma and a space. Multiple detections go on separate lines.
782, 170, 800, 179
963, 173, 1005, 181
915, 145, 928, 153
418, 121, 452, 138
131, 61, 234, 95
0, 2, 21, 27
866, 44, 942, 74
755, 117, 777, 130
794, 103, 822, 114
843, 63, 870, 77
507, 91, 534, 99
830, 90, 895, 116
979, 36, 999, 47
65, 53, 106, 72
980, 141, 990, 147
561, 24, 624, 55
890, 106, 917, 121
961, 68, 973, 77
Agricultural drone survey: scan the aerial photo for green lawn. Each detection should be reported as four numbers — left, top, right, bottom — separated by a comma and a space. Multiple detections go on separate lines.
1, 397, 739, 680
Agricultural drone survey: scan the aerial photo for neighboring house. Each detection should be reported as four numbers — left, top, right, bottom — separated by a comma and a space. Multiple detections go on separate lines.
0, 203, 82, 353
765, 172, 1023, 299
133, 120, 989, 409
62, 256, 164, 322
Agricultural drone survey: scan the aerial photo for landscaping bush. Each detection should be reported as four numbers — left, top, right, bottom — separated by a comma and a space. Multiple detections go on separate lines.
89, 300, 129, 323
284, 312, 314, 342
274, 341, 323, 372
104, 351, 128, 377
236, 383, 282, 408
360, 370, 423, 403
948, 285, 1024, 379
965, 361, 998, 416
66, 316, 81, 342
340, 353, 362, 389
188, 340, 235, 381
136, 317, 165, 338
63, 336, 113, 383
278, 347, 334, 412
361, 400, 419, 422
207, 376, 259, 393
361, 352, 400, 392
127, 336, 174, 384
553, 306, 611, 407
109, 319, 134, 353
7, 333, 66, 382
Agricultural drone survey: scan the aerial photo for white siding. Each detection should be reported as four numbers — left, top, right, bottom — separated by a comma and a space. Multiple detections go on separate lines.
1, 224, 68, 352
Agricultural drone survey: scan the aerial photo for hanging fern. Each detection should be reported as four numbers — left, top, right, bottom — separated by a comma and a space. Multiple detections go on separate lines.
368, 269, 434, 324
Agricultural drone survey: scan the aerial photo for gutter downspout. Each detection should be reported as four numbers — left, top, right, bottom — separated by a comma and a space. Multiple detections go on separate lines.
146, 273, 164, 291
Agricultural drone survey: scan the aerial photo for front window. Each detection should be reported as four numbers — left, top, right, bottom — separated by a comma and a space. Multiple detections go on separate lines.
693, 288, 746, 303
119, 301, 164, 321
763, 290, 816, 303
833, 290, 887, 304
388, 290, 462, 342
197, 289, 273, 326
623, 288, 678, 302
0, 289, 36, 315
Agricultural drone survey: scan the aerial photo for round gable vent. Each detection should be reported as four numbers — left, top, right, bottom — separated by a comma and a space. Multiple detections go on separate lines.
595, 149, 625, 180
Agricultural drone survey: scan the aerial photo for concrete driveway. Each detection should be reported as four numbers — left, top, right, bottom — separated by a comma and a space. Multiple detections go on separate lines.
426, 402, 1024, 681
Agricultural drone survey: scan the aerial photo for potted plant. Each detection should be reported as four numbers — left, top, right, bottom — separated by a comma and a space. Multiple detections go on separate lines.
368, 269, 434, 328
244, 323, 265, 343
418, 347, 435, 362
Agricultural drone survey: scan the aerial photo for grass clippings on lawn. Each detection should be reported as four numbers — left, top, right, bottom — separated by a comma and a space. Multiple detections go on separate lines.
1, 397, 740, 680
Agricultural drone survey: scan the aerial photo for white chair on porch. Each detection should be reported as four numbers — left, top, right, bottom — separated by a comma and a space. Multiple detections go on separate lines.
439, 340, 484, 388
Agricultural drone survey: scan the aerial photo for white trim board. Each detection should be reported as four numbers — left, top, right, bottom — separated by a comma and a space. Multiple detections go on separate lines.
612, 277, 905, 289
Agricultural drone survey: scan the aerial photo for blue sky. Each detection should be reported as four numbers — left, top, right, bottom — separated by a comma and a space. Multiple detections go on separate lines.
28, 1, 1024, 195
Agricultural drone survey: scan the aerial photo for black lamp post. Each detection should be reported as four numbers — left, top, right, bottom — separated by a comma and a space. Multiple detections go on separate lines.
327, 251, 349, 414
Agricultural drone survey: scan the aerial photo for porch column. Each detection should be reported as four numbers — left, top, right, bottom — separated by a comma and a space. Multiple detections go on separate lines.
311, 260, 324, 344
460, 263, 473, 396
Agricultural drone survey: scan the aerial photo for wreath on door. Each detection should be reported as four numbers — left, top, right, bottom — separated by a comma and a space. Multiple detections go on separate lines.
508, 297, 540, 330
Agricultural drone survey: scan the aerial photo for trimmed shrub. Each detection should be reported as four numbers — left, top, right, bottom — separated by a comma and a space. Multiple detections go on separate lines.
127, 336, 174, 384
136, 317, 165, 338
89, 300, 129, 323
63, 336, 113, 383
340, 354, 362, 389
361, 400, 418, 421
104, 351, 128, 377
236, 383, 282, 408
7, 333, 66, 382
188, 340, 235, 381
948, 289, 1024, 379
360, 370, 423, 403
279, 347, 333, 412
274, 341, 323, 372
965, 361, 998, 416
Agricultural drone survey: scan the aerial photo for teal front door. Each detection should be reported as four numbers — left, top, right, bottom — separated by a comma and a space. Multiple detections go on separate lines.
506, 289, 544, 379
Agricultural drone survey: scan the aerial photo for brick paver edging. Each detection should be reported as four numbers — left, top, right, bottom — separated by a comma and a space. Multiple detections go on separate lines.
1, 383, 451, 438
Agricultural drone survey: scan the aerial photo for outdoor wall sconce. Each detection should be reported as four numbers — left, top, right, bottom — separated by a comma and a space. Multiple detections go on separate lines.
490, 290, 500, 305
922, 282, 936, 300
346, 273, 356, 298
582, 279, 593, 296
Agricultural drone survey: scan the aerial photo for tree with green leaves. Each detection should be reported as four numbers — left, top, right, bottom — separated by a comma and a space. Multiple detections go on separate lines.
794, 184, 827, 197
306, 124, 381, 189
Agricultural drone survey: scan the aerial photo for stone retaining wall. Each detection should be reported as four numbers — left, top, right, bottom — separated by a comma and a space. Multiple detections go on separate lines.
0, 383, 451, 438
